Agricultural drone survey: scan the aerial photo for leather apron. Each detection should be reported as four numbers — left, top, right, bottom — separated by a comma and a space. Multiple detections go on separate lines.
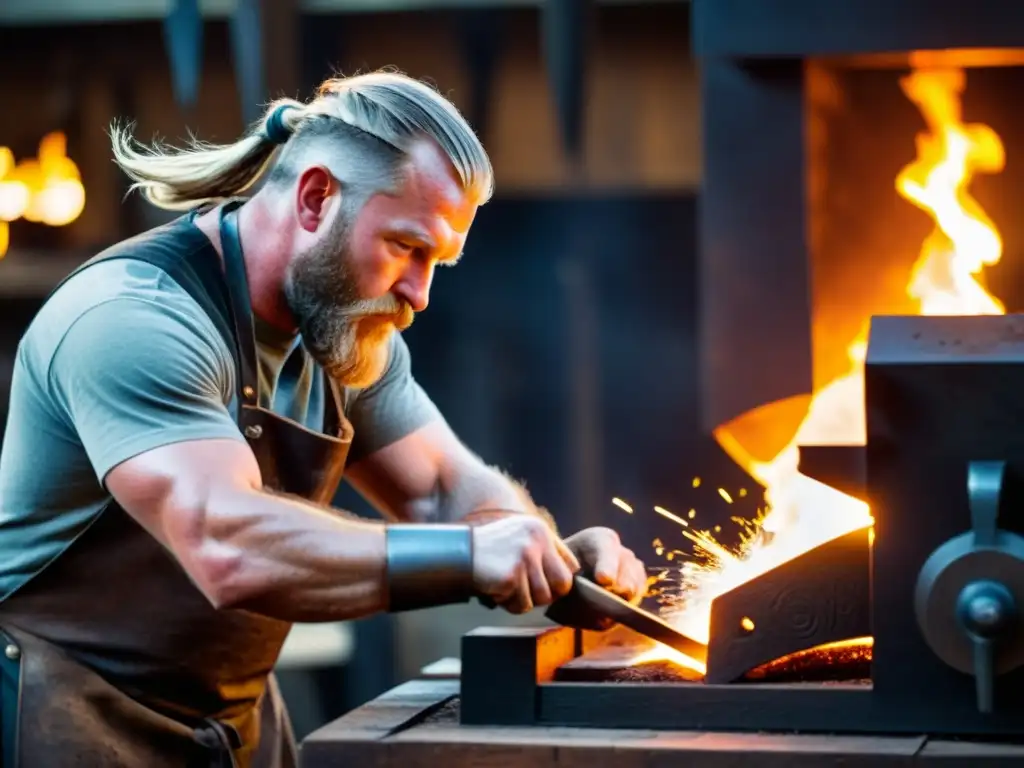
0, 200, 353, 767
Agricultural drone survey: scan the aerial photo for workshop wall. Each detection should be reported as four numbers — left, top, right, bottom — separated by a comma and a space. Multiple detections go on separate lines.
0, 4, 700, 253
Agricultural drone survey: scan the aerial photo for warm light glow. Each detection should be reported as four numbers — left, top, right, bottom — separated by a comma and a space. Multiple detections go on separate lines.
0, 132, 85, 258
633, 66, 1007, 663
629, 640, 706, 674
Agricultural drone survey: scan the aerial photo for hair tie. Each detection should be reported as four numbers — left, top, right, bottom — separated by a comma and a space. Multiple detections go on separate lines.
264, 105, 296, 145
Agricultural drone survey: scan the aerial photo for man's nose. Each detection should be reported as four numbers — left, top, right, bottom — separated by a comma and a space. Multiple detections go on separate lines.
393, 263, 433, 313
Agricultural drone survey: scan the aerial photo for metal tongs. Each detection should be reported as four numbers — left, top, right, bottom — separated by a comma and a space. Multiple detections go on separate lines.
545, 575, 708, 664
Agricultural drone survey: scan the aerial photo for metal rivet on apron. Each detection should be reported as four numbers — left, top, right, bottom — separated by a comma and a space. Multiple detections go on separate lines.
4, 644, 19, 660
242, 385, 255, 401
244, 425, 263, 440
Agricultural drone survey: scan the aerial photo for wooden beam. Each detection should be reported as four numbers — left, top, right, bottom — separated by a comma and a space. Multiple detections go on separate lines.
263, 0, 301, 101
231, 0, 301, 125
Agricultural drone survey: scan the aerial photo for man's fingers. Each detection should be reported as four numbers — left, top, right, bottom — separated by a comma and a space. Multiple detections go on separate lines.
554, 536, 582, 573
614, 556, 636, 599
634, 560, 650, 599
504, 568, 534, 615
542, 546, 575, 600
615, 555, 649, 604
527, 555, 553, 607
593, 552, 620, 588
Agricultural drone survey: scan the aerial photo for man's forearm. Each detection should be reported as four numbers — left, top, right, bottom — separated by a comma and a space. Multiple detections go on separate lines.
437, 465, 558, 533
195, 485, 391, 622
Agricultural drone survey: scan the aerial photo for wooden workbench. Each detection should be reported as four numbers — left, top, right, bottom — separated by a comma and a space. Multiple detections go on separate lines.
299, 677, 1024, 767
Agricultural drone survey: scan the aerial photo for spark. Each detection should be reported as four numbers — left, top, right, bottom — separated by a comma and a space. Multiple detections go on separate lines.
612, 497, 633, 514
718, 488, 734, 504
654, 505, 689, 528
654, 505, 737, 565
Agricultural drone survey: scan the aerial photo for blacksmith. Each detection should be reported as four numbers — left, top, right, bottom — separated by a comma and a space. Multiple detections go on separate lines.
0, 70, 647, 767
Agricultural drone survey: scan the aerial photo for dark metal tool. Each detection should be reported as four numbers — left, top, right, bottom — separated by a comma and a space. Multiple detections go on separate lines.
545, 575, 709, 664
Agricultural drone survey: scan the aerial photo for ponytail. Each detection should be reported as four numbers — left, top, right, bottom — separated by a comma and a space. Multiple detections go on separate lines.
109, 99, 305, 211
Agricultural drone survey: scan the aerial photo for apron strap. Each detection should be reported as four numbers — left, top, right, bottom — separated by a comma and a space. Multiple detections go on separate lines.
0, 629, 20, 768
193, 718, 242, 768
218, 202, 262, 415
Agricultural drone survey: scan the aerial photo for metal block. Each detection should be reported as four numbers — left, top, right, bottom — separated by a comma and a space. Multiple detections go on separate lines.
706, 527, 871, 684
866, 314, 1024, 730
459, 626, 576, 726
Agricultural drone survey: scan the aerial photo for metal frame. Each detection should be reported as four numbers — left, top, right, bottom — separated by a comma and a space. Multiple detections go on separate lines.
460, 625, 1023, 736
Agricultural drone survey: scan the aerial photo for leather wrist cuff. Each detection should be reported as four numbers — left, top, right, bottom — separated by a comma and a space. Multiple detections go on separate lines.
385, 525, 474, 612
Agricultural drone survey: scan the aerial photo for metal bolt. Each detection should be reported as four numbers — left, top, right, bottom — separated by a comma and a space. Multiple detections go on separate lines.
242, 386, 256, 401
4, 644, 20, 660
967, 595, 1005, 630
244, 425, 263, 440
957, 580, 1016, 640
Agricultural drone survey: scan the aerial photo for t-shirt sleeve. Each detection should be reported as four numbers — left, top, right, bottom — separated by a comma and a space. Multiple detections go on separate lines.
345, 332, 442, 465
48, 296, 246, 484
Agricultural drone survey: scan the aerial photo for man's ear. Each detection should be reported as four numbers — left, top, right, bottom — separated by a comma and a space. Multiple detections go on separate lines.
295, 165, 337, 233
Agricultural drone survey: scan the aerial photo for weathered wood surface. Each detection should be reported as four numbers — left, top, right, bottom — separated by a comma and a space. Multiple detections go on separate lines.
299, 678, 1024, 768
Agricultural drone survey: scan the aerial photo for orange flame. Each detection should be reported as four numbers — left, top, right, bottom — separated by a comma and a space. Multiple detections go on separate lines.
650, 67, 1006, 664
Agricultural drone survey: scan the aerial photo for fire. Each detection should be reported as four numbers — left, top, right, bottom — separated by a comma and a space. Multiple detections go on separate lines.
0, 131, 86, 258
640, 66, 1006, 664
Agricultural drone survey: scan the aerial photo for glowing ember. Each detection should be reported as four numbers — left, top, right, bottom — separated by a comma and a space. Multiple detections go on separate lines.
626, 66, 1007, 666
630, 637, 705, 674
744, 637, 873, 681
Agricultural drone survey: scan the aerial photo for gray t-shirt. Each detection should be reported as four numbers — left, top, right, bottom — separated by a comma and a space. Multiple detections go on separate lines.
0, 226, 441, 601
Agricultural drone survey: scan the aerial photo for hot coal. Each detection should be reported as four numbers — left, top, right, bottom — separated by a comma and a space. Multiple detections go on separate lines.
554, 629, 873, 684
742, 640, 872, 683
591, 660, 700, 683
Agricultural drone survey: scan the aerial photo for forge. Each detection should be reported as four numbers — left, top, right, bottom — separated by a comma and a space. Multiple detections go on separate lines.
448, 313, 1024, 737
301, 1, 1024, 765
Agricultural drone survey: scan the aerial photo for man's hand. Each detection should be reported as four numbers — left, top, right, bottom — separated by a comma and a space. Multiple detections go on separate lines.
563, 527, 649, 605
471, 515, 581, 614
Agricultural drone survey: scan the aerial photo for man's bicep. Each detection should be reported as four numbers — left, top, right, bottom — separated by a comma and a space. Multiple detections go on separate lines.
49, 298, 246, 484
106, 437, 261, 549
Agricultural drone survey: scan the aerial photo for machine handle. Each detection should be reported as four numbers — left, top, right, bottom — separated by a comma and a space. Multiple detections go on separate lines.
957, 579, 1017, 714
967, 461, 1005, 548
971, 635, 995, 714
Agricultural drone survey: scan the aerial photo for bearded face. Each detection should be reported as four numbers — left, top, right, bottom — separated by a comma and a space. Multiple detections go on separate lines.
284, 211, 414, 388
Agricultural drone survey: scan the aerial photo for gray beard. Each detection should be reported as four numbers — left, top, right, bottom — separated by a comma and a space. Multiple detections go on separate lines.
283, 220, 397, 388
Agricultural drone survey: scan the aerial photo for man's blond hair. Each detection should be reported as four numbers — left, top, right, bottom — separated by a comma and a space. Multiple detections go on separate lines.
110, 70, 493, 211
